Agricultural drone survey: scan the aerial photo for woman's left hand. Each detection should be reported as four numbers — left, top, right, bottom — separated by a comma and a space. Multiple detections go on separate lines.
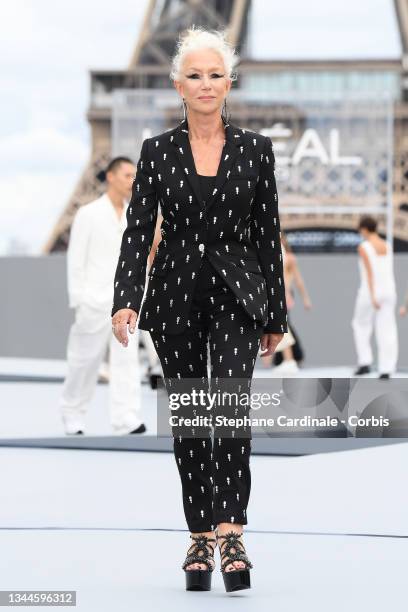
260, 333, 284, 357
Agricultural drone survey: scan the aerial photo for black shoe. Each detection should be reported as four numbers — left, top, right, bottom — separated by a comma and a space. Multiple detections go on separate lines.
216, 531, 253, 592
66, 430, 84, 435
354, 365, 371, 375
129, 423, 147, 434
182, 534, 216, 591
379, 373, 390, 379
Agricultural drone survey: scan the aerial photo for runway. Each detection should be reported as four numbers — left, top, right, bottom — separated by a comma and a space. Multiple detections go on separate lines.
1, 357, 407, 455
0, 442, 406, 610
1, 357, 407, 438
0, 356, 407, 608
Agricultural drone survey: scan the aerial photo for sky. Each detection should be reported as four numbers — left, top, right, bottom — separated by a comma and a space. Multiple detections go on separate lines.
0, 0, 401, 255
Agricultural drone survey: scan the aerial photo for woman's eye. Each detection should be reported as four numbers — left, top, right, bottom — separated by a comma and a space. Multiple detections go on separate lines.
186, 73, 224, 79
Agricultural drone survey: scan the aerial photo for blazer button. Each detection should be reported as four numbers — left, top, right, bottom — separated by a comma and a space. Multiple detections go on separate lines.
198, 243, 205, 252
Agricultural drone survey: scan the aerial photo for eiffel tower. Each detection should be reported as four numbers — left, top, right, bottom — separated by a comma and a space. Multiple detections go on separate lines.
43, 0, 250, 253
44, 0, 408, 253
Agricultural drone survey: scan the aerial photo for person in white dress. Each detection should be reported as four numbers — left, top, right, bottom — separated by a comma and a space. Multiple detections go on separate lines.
399, 286, 408, 317
262, 243, 297, 374
270, 234, 312, 374
352, 216, 398, 378
60, 156, 146, 434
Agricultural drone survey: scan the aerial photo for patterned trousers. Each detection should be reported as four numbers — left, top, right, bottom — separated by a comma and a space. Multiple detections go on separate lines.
150, 256, 264, 532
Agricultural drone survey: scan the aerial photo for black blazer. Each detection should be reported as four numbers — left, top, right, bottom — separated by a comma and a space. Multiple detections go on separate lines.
111, 117, 288, 335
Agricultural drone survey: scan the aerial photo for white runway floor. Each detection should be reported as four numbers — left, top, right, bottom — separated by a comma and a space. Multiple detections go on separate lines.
0, 357, 407, 610
0, 443, 407, 610
0, 356, 407, 438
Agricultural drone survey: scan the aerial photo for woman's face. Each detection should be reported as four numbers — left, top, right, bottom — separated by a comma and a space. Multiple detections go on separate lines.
174, 48, 231, 118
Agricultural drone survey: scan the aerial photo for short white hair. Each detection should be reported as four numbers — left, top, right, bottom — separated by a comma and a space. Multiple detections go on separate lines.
169, 25, 239, 82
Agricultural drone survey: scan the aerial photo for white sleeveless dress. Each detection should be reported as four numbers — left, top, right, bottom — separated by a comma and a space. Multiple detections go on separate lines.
352, 239, 398, 374
357, 240, 396, 302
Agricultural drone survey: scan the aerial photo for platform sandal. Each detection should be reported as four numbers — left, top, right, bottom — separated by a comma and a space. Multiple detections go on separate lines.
216, 530, 253, 592
182, 534, 217, 591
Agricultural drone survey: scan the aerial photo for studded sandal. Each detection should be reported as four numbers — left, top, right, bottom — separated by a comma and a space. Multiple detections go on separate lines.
216, 530, 253, 592
182, 534, 217, 591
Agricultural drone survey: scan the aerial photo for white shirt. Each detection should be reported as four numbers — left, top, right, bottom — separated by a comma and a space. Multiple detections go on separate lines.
67, 193, 128, 310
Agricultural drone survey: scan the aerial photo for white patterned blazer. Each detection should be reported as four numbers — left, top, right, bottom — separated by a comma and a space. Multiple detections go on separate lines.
111, 117, 288, 335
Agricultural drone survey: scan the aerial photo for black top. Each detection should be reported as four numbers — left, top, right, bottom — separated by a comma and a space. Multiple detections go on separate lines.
198, 174, 216, 204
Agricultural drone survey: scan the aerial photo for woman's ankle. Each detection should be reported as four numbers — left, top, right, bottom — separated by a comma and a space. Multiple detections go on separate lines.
216, 522, 243, 534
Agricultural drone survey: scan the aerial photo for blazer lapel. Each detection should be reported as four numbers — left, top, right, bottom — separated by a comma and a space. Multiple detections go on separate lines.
204, 123, 242, 214
171, 118, 243, 213
172, 119, 203, 207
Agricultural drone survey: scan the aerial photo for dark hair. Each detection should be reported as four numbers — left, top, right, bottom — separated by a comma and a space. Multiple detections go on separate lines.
105, 156, 134, 176
358, 215, 377, 233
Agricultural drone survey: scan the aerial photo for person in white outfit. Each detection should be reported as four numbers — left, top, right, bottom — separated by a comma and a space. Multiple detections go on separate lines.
262, 243, 297, 375
142, 213, 165, 388
267, 234, 312, 375
399, 286, 408, 317
352, 215, 398, 379
60, 156, 147, 435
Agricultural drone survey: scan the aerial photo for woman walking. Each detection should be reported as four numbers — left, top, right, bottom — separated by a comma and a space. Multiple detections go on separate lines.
111, 26, 288, 592
352, 215, 398, 378
270, 233, 311, 373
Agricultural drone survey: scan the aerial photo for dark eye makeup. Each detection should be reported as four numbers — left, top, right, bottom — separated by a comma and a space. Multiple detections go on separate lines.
186, 73, 224, 79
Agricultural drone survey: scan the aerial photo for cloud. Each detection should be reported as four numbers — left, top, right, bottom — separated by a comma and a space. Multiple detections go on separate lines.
251, 0, 400, 59
0, 170, 81, 255
0, 125, 88, 175
0, 126, 88, 175
0, 0, 147, 255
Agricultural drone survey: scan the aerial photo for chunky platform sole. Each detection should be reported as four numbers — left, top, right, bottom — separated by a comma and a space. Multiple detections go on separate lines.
222, 568, 251, 592
185, 569, 212, 591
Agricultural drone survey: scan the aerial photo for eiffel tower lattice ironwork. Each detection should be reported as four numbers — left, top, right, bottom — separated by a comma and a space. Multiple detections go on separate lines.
43, 0, 251, 254
43, 0, 408, 253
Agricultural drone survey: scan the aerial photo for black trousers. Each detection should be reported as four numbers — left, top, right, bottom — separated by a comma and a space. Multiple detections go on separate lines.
150, 256, 264, 532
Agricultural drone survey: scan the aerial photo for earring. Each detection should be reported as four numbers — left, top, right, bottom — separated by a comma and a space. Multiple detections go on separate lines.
221, 98, 230, 124
182, 98, 187, 121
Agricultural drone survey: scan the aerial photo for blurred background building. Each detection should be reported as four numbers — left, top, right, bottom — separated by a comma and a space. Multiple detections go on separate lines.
43, 0, 408, 254
2, 0, 408, 367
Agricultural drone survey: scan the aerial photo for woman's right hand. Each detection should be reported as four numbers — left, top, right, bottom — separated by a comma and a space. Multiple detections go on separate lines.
112, 308, 138, 347
259, 332, 284, 357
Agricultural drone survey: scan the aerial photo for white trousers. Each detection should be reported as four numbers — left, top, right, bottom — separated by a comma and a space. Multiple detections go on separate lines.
60, 303, 142, 434
351, 290, 398, 374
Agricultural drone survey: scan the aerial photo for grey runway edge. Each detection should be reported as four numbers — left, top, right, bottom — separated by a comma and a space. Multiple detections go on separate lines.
0, 443, 407, 611
0, 435, 406, 455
